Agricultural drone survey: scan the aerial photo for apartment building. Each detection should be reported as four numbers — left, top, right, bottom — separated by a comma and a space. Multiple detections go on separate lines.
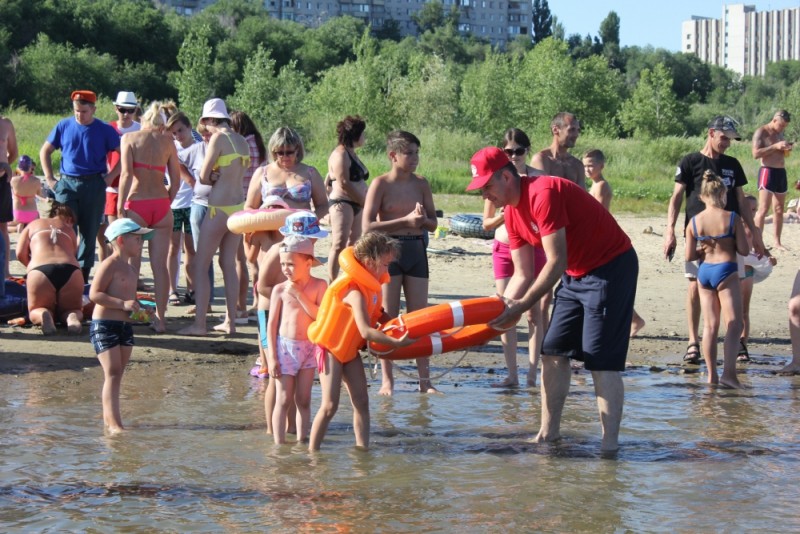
159, 0, 531, 47
682, 3, 800, 76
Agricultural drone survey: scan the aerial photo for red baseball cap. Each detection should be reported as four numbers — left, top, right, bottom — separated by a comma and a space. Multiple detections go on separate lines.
466, 147, 510, 191
71, 90, 97, 103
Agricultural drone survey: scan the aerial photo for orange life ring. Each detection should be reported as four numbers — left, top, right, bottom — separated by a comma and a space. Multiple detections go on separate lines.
307, 247, 389, 364
226, 208, 293, 234
369, 296, 505, 359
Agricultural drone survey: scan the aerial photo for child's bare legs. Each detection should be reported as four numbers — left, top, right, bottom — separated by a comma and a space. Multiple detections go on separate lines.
698, 286, 721, 385
97, 345, 132, 433
492, 276, 519, 388
265, 374, 297, 437
342, 357, 370, 448
717, 278, 745, 389
310, 353, 343, 450
167, 228, 183, 300
741, 275, 753, 343
273, 374, 296, 445
782, 271, 800, 373
294, 367, 315, 442
235, 242, 248, 320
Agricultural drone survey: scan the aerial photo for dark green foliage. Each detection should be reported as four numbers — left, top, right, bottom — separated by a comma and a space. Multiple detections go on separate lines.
532, 0, 552, 44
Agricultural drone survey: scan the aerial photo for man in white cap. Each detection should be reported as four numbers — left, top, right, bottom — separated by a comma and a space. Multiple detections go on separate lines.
663, 116, 765, 365
99, 91, 142, 261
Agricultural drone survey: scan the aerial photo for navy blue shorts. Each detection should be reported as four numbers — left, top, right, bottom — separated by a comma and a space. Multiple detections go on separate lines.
541, 248, 638, 371
90, 319, 135, 355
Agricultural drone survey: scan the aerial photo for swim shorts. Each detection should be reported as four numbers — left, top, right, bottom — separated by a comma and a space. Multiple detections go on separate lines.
388, 235, 428, 278
90, 319, 135, 355
492, 240, 546, 280
276, 336, 319, 376
172, 207, 192, 234
758, 166, 788, 194
542, 248, 638, 372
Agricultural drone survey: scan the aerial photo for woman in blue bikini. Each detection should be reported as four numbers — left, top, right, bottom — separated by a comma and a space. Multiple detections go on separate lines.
685, 170, 750, 388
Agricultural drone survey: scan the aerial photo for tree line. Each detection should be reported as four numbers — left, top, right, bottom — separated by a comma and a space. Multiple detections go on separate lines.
1, 0, 798, 147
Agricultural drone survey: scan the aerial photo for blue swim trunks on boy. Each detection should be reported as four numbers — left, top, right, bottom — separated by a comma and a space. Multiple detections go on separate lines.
90, 319, 135, 354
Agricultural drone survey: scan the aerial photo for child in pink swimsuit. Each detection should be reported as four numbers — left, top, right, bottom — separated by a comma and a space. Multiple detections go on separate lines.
10, 155, 41, 231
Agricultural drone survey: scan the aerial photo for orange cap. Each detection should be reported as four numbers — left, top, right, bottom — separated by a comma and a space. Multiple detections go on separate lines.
70, 90, 97, 103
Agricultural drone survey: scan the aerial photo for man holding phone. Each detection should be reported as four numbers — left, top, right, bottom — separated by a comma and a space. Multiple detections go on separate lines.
753, 110, 793, 251
663, 116, 764, 364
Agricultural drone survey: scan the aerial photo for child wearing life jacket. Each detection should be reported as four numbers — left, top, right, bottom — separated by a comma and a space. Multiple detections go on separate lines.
308, 231, 415, 451
10, 156, 41, 232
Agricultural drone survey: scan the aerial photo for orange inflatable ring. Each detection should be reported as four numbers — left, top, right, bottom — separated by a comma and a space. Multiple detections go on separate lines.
307, 247, 389, 364
369, 297, 505, 360
226, 208, 293, 234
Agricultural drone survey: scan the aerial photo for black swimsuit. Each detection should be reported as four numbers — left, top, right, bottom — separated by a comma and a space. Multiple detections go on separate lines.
329, 150, 369, 215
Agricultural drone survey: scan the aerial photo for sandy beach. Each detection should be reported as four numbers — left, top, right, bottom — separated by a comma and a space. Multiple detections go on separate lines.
1, 213, 797, 378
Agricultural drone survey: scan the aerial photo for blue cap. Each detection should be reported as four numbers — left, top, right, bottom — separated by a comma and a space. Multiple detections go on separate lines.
279, 210, 329, 238
105, 218, 150, 241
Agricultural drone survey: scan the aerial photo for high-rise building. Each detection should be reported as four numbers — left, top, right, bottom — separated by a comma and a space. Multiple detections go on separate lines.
158, 0, 531, 48
682, 3, 800, 77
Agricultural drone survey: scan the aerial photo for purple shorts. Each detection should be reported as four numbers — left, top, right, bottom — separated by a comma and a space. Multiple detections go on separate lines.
492, 240, 546, 280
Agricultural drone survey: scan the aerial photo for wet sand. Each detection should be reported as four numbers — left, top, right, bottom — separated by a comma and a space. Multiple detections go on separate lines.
1, 214, 797, 377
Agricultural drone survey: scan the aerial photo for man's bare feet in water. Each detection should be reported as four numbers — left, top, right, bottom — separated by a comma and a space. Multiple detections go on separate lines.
177, 324, 209, 336
630, 311, 646, 337
532, 430, 560, 444
66, 312, 82, 335
40, 310, 56, 335
378, 382, 394, 396
719, 375, 746, 389
491, 376, 519, 388
778, 359, 800, 374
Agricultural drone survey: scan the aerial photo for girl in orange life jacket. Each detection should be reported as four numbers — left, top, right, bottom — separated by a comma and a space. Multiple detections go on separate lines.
308, 232, 415, 451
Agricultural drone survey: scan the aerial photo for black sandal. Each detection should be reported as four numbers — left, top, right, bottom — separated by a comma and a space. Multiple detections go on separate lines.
183, 290, 195, 305
737, 340, 751, 362
683, 342, 702, 364
168, 292, 181, 306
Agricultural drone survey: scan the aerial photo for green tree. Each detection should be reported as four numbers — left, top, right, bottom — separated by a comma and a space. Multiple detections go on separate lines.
172, 27, 214, 119
411, 1, 460, 34
598, 11, 620, 46
459, 52, 515, 137
13, 34, 118, 113
228, 45, 310, 133
619, 63, 684, 138
531, 0, 552, 44
392, 53, 460, 132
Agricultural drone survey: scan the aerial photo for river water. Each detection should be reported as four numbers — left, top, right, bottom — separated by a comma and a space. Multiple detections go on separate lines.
0, 359, 798, 532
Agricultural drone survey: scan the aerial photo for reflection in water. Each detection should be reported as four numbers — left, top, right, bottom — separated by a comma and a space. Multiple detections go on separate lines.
0, 363, 798, 531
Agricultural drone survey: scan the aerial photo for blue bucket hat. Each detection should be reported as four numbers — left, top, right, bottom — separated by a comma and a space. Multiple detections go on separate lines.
105, 218, 151, 241
279, 210, 329, 238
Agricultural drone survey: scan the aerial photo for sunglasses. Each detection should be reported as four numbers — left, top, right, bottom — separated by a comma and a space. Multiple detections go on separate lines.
117, 107, 136, 115
504, 147, 527, 157
275, 150, 296, 157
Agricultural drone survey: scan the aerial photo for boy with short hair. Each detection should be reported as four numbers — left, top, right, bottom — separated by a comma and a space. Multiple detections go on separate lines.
363, 130, 438, 394
267, 234, 328, 444
582, 149, 612, 209
583, 149, 646, 337
89, 218, 150, 434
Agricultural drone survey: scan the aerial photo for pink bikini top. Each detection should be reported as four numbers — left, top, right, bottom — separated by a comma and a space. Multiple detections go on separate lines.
133, 161, 167, 173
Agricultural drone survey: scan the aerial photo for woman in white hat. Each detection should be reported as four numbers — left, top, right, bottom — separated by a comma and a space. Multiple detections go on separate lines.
178, 98, 250, 336
118, 101, 181, 333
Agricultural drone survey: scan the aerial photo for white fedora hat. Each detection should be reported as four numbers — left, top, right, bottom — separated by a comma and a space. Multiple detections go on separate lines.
114, 91, 138, 107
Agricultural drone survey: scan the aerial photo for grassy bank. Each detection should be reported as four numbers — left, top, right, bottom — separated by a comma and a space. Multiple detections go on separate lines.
7, 108, 797, 217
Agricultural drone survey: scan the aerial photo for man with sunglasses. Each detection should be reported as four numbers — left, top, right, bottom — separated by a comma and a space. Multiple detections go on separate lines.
530, 112, 585, 188
40, 90, 121, 281
100, 92, 142, 260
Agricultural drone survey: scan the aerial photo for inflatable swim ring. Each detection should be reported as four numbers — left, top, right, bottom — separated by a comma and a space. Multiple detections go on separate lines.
307, 247, 389, 364
449, 214, 495, 240
369, 296, 504, 359
226, 208, 293, 234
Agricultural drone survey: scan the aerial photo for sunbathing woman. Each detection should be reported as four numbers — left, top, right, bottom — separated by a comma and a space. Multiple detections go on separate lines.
15, 202, 83, 334
178, 98, 249, 336
118, 101, 181, 333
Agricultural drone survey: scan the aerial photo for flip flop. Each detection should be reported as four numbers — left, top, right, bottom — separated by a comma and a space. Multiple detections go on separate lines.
737, 340, 751, 362
683, 342, 702, 364
168, 292, 181, 306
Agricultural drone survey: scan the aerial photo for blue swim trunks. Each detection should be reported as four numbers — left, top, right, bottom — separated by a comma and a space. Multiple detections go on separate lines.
90, 319, 135, 354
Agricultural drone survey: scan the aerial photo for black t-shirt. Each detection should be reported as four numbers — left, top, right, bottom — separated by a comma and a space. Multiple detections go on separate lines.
675, 152, 747, 229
